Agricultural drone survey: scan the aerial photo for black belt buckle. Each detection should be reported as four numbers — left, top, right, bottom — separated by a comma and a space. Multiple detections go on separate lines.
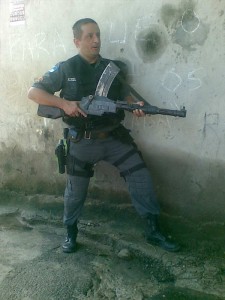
84, 130, 91, 139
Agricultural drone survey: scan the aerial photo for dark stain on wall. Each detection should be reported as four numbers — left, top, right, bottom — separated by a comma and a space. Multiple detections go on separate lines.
135, 25, 168, 62
161, 0, 209, 51
161, 3, 180, 28
0, 143, 64, 195
135, 0, 210, 62
1, 143, 225, 221
43, 128, 51, 140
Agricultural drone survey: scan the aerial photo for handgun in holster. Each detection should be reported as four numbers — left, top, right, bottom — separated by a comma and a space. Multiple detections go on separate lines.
55, 128, 69, 174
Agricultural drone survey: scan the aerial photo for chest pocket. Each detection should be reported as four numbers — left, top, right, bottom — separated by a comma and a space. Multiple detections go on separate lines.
62, 78, 78, 100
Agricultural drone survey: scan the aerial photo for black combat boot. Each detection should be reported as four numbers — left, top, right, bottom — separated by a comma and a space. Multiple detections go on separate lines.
62, 222, 78, 253
145, 214, 180, 252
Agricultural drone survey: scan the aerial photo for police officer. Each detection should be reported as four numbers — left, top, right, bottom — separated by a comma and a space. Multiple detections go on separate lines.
28, 18, 180, 253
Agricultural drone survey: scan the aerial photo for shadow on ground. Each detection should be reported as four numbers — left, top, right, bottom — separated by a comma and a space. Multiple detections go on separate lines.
0, 190, 224, 300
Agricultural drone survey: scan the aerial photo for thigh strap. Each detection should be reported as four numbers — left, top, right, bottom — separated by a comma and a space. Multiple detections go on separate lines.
120, 163, 146, 177
113, 148, 137, 167
112, 146, 146, 177
66, 154, 94, 177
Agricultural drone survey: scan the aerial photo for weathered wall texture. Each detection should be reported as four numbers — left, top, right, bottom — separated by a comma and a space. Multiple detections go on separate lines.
0, 0, 225, 221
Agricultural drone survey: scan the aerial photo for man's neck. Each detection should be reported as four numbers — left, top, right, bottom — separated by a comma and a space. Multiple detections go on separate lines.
79, 53, 100, 64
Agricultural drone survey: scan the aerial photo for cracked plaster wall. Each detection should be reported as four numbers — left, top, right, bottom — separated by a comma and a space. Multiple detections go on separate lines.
0, 0, 225, 221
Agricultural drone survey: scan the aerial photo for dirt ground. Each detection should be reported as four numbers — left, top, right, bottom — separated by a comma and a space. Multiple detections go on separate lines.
0, 190, 225, 300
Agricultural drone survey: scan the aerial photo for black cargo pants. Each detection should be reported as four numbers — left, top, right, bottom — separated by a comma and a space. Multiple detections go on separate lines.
63, 136, 160, 225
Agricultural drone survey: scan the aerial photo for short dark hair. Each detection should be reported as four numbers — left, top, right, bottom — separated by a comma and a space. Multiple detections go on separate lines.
72, 18, 97, 39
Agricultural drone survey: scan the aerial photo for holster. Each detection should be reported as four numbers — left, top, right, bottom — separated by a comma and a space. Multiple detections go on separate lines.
65, 128, 94, 177
55, 140, 66, 174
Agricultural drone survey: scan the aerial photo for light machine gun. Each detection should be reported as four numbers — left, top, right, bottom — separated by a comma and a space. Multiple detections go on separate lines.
37, 95, 187, 119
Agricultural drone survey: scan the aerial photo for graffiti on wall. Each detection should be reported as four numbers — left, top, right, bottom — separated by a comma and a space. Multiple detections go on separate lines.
8, 30, 67, 62
5, 1, 214, 143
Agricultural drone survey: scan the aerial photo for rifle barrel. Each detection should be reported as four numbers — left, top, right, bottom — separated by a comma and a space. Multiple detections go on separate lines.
143, 106, 187, 118
116, 102, 186, 118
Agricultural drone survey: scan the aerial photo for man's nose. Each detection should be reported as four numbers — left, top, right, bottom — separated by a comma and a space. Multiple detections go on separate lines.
93, 34, 100, 43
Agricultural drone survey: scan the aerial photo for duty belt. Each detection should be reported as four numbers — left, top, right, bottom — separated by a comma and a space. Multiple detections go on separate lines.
67, 128, 111, 142
84, 130, 111, 139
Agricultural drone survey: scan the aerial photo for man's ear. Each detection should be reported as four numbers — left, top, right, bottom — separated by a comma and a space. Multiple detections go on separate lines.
73, 38, 80, 48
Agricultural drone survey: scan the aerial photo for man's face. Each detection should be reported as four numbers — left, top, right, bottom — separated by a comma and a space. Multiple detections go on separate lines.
74, 23, 101, 63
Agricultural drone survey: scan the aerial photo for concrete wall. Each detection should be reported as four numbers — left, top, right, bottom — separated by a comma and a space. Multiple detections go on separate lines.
0, 0, 225, 221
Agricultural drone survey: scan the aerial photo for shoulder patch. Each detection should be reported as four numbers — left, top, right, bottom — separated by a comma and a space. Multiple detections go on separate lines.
49, 65, 59, 72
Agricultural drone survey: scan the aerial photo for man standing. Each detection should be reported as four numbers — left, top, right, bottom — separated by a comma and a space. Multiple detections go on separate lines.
28, 18, 180, 253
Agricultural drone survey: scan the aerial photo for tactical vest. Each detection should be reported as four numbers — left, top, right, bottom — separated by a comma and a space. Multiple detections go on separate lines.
60, 55, 125, 130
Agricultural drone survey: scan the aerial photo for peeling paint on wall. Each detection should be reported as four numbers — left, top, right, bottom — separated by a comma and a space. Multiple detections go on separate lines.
161, 1, 209, 51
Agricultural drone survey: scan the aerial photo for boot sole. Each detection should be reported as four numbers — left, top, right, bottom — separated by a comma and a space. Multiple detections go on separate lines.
146, 238, 180, 252
62, 246, 76, 253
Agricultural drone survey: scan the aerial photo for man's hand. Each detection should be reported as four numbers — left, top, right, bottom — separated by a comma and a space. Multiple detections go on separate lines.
28, 87, 87, 118
62, 100, 87, 117
132, 101, 145, 117
125, 96, 145, 117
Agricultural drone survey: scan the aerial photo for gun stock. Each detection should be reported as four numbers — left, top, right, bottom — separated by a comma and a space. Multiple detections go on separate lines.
37, 105, 64, 119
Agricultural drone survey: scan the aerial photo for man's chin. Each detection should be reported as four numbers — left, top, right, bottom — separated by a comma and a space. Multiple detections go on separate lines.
91, 52, 100, 58
92, 50, 100, 55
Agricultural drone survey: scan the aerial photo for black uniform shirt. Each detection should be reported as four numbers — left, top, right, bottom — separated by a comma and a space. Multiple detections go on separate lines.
32, 55, 130, 129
